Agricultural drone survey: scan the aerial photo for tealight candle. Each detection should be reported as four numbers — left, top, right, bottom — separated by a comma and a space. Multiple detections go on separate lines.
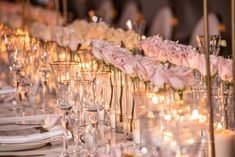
214, 125, 235, 157
98, 110, 104, 121
133, 119, 140, 144
110, 110, 115, 129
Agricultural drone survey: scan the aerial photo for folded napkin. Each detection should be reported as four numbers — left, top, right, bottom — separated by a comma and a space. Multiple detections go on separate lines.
0, 125, 64, 144
0, 87, 15, 95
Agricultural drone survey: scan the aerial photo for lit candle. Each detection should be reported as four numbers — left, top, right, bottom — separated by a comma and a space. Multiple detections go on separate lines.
214, 123, 235, 157
110, 110, 115, 129
98, 110, 104, 121
133, 119, 140, 144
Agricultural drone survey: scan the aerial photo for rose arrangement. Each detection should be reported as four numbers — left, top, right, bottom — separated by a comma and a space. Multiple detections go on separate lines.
92, 39, 194, 90
139, 35, 232, 83
68, 20, 140, 50
0, 1, 64, 27
29, 20, 140, 51
29, 23, 82, 51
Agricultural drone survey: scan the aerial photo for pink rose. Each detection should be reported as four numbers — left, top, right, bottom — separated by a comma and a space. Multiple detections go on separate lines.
116, 54, 137, 76
110, 48, 137, 76
135, 55, 156, 80
218, 58, 232, 82
168, 76, 185, 90
91, 40, 120, 62
150, 65, 170, 89
169, 67, 194, 90
91, 40, 105, 60
197, 54, 218, 76
187, 52, 201, 70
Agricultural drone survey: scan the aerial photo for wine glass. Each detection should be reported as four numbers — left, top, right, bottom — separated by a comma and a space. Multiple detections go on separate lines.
5, 34, 31, 113
50, 61, 80, 157
38, 41, 54, 111
196, 35, 221, 56
77, 71, 106, 156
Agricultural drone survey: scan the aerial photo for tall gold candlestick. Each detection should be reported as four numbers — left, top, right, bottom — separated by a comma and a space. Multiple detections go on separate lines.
55, 0, 60, 25
62, 0, 67, 24
231, 0, 235, 130
203, 0, 215, 157
22, 0, 26, 27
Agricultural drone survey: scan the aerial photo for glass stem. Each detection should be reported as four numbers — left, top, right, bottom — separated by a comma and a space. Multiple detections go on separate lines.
15, 70, 23, 116
41, 80, 47, 110
62, 110, 70, 153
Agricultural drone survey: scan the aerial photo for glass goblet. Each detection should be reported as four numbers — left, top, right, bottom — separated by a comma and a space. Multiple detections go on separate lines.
50, 61, 80, 157
5, 34, 30, 113
196, 35, 221, 56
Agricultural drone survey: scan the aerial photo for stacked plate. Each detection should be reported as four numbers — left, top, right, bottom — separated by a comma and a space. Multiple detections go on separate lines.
0, 114, 71, 152
0, 86, 15, 103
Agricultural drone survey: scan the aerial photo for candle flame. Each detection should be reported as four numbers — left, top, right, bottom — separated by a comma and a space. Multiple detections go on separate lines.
170, 141, 177, 147
0, 24, 4, 30
126, 20, 133, 30
163, 131, 173, 141
141, 35, 146, 40
186, 138, 195, 144
152, 95, 158, 104
191, 109, 199, 120
16, 29, 28, 35
164, 114, 171, 121
66, 72, 70, 80
217, 123, 223, 130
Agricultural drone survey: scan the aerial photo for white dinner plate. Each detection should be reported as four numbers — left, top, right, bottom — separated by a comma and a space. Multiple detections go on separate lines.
0, 114, 59, 125
0, 134, 62, 151
0, 141, 48, 151
0, 124, 41, 131
0, 127, 72, 152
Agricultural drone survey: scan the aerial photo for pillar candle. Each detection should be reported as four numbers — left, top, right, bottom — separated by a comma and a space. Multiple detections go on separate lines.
215, 129, 235, 157
133, 119, 140, 144
110, 110, 115, 129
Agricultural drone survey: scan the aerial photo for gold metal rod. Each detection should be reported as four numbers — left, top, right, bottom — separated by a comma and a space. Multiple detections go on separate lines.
232, 0, 235, 131
55, 0, 60, 25
203, 0, 215, 157
22, 0, 26, 27
62, 0, 67, 24
26, 0, 30, 26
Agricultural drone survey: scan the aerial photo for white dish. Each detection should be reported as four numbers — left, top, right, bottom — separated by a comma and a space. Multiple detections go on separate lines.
0, 133, 63, 151
0, 88, 15, 96
0, 140, 48, 151
0, 126, 72, 152
0, 124, 41, 131
0, 114, 60, 125
0, 126, 64, 144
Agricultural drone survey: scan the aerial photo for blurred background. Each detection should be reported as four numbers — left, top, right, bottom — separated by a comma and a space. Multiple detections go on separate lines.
7, 0, 232, 56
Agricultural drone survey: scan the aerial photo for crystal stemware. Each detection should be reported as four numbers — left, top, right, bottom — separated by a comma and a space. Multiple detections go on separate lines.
196, 35, 221, 56
195, 35, 221, 88
50, 61, 80, 157
5, 34, 31, 113
38, 41, 54, 111
79, 72, 106, 156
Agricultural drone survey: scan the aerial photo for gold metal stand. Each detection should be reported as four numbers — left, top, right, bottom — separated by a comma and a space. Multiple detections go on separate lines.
62, 0, 67, 24
203, 0, 215, 157
231, 0, 235, 134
